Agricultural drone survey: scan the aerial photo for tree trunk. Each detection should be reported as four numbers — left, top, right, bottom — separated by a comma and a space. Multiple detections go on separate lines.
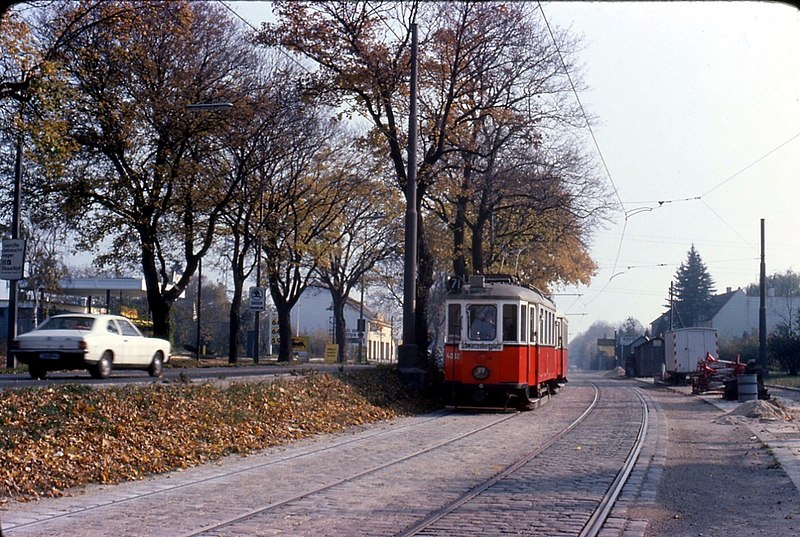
471, 216, 486, 275
452, 196, 468, 280
228, 278, 243, 364
141, 246, 173, 340
275, 301, 293, 362
330, 292, 348, 364
415, 213, 434, 365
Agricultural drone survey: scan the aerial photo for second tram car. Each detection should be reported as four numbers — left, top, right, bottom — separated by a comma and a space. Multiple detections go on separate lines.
443, 275, 568, 410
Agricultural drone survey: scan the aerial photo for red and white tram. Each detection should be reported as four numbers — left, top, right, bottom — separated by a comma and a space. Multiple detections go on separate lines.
443, 275, 568, 410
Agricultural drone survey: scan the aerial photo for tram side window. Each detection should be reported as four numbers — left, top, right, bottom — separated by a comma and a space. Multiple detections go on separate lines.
447, 304, 462, 343
555, 320, 562, 348
502, 304, 517, 342
544, 310, 552, 346
529, 306, 537, 343
520, 305, 527, 342
468, 304, 497, 341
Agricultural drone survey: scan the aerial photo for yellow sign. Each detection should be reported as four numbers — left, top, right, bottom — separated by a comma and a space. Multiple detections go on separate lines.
292, 337, 308, 351
325, 344, 339, 361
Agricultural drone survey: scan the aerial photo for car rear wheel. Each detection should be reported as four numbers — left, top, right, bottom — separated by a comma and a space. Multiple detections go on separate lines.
90, 351, 113, 379
28, 363, 47, 380
148, 351, 163, 377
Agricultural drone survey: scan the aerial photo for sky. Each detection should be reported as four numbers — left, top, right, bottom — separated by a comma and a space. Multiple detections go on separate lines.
3, 2, 795, 343
538, 2, 800, 337
228, 1, 800, 338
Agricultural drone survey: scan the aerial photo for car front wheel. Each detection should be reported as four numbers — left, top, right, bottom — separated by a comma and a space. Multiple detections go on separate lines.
90, 351, 113, 379
148, 351, 164, 377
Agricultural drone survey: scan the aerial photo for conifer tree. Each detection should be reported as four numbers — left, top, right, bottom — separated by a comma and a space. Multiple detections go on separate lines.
672, 245, 716, 327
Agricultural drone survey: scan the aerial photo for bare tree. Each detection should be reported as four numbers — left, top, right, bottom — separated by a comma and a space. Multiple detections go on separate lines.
215, 60, 308, 363
314, 160, 403, 364
262, 120, 364, 362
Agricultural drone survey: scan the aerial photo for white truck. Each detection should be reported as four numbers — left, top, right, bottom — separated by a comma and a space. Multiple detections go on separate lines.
662, 327, 718, 383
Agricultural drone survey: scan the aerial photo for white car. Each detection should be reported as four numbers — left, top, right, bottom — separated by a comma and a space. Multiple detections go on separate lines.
12, 314, 171, 380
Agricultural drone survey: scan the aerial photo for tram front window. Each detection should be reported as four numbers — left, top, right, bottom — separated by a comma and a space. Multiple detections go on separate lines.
468, 304, 497, 341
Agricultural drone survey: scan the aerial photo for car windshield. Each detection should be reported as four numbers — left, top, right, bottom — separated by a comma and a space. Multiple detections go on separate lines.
39, 317, 95, 331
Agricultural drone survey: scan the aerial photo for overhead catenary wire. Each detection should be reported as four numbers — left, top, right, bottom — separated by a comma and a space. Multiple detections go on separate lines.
218, 1, 315, 75
538, 1, 625, 216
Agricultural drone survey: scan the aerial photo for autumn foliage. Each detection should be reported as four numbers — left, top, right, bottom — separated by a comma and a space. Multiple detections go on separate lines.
0, 370, 438, 502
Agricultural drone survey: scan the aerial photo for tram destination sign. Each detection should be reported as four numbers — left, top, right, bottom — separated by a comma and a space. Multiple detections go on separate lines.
0, 239, 25, 280
460, 342, 503, 351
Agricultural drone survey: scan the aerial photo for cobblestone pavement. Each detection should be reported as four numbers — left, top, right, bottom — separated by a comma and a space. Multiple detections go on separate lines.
2, 373, 799, 536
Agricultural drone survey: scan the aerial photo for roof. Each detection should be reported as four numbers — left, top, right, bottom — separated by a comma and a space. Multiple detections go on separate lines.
57, 278, 149, 297
700, 288, 740, 323
650, 288, 742, 334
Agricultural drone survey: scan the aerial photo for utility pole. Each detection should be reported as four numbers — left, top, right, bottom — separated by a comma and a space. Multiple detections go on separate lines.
358, 278, 365, 363
195, 258, 202, 360
253, 239, 261, 365
6, 132, 23, 369
759, 218, 767, 376
251, 194, 264, 365
398, 22, 418, 370
669, 282, 674, 331
185, 102, 232, 363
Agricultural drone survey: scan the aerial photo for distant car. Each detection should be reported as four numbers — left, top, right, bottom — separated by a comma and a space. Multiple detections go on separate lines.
11, 314, 171, 380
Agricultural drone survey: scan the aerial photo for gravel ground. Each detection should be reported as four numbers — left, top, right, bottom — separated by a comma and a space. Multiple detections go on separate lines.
637, 385, 800, 537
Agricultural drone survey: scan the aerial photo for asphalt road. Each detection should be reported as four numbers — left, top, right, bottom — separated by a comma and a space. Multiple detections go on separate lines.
0, 362, 374, 389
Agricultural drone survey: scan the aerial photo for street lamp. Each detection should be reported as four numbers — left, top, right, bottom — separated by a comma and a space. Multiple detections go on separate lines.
186, 102, 233, 111
185, 101, 232, 361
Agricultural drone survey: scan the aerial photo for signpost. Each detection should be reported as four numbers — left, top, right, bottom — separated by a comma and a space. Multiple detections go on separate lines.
249, 286, 266, 311
0, 239, 26, 280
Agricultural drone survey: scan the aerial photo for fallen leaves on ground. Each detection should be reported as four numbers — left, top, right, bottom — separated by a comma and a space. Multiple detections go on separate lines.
0, 369, 439, 502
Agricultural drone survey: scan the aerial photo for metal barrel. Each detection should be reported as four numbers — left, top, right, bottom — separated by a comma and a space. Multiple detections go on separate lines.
737, 373, 758, 402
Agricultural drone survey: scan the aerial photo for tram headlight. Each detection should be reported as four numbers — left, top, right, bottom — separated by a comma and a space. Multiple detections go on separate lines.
472, 365, 490, 380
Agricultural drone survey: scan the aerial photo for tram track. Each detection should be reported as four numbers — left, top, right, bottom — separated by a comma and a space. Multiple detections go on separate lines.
396, 384, 601, 537
580, 387, 649, 537
3, 381, 649, 537
177, 410, 524, 537
3, 412, 449, 533
182, 383, 636, 537
393, 384, 649, 537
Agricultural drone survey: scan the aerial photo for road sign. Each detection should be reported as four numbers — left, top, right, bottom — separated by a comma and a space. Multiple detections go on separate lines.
292, 337, 308, 351
249, 286, 266, 311
0, 239, 26, 280
325, 344, 339, 362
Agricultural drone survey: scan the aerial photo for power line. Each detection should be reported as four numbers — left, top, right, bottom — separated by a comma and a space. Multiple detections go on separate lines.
218, 1, 314, 75
702, 131, 800, 197
537, 1, 625, 215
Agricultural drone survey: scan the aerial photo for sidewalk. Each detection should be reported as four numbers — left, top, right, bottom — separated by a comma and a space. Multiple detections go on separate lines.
656, 380, 800, 494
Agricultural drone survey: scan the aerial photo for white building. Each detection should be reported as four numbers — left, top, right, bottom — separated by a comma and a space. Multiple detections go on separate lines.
290, 285, 396, 363
651, 287, 797, 341
698, 288, 797, 340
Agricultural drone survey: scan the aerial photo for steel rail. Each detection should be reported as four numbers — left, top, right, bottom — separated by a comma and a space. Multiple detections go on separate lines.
580, 387, 650, 537
396, 383, 601, 537
177, 411, 522, 537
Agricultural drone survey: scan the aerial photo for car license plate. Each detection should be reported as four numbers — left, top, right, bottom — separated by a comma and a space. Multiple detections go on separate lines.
39, 352, 60, 360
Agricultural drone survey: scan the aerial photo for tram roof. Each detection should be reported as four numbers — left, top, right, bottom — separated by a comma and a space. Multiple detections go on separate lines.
447, 275, 555, 308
